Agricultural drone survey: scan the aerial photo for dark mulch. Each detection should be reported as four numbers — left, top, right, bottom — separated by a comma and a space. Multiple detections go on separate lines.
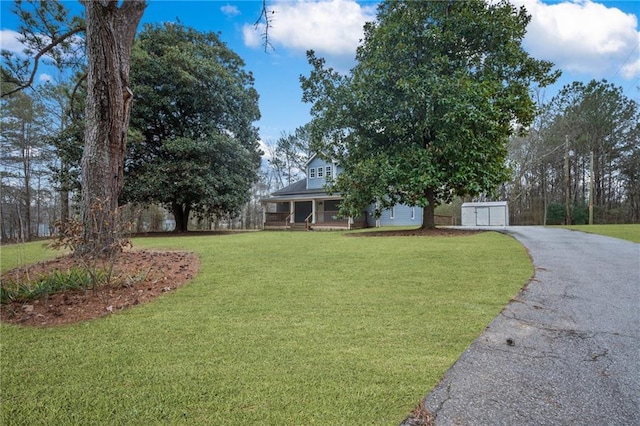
1, 250, 199, 327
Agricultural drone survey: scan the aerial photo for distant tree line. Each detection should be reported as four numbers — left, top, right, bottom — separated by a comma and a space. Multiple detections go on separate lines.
504, 80, 639, 225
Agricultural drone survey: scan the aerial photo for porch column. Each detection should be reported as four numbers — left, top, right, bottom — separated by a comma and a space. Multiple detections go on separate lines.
289, 201, 294, 223
262, 205, 266, 229
312, 200, 317, 224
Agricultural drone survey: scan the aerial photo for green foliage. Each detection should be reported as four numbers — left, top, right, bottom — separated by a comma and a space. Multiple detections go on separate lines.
123, 22, 262, 231
571, 204, 589, 225
543, 80, 640, 223
45, 74, 87, 198
0, 86, 52, 241
1, 231, 532, 424
1, 0, 85, 97
546, 203, 566, 225
301, 0, 560, 227
546, 202, 589, 225
1, 267, 100, 304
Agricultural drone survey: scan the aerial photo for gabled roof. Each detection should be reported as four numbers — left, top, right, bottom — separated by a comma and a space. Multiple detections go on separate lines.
303, 152, 339, 168
263, 178, 341, 203
303, 153, 319, 168
271, 179, 308, 195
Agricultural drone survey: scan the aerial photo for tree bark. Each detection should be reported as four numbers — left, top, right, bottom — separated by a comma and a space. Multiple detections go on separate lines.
60, 188, 69, 222
171, 203, 190, 232
79, 0, 145, 256
420, 187, 436, 229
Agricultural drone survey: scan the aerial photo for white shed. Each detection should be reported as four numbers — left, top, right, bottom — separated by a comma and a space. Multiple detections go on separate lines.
461, 201, 509, 227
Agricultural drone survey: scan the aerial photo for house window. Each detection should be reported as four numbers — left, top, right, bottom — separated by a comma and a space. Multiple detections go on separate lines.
325, 166, 332, 179
317, 167, 324, 178
309, 168, 316, 179
390, 206, 396, 219
411, 207, 415, 220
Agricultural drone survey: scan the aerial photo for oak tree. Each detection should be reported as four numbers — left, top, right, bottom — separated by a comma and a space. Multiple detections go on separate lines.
122, 22, 262, 232
301, 0, 560, 228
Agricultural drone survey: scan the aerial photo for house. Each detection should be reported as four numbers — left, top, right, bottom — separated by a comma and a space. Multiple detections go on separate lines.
261, 154, 423, 230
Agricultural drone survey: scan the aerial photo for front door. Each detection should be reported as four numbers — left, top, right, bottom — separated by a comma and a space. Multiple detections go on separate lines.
294, 201, 313, 223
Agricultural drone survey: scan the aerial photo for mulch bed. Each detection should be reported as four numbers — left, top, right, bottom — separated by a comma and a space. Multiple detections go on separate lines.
1, 250, 199, 327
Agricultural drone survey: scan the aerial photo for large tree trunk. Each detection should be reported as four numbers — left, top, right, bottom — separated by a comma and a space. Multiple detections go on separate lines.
79, 0, 145, 256
420, 187, 436, 229
171, 203, 191, 232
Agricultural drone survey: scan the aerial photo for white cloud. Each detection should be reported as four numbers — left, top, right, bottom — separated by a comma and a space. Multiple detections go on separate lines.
221, 4, 240, 17
621, 57, 640, 79
39, 73, 52, 83
243, 23, 262, 49
0, 29, 24, 54
514, 0, 640, 79
244, 0, 376, 57
258, 139, 271, 160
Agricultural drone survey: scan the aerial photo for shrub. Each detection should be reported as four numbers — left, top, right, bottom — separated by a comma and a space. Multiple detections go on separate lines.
546, 202, 589, 225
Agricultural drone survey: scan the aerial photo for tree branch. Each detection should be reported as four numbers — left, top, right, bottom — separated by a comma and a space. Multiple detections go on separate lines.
254, 0, 275, 53
2, 25, 84, 98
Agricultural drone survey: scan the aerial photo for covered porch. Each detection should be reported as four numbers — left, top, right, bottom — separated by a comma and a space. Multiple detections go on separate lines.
262, 197, 368, 231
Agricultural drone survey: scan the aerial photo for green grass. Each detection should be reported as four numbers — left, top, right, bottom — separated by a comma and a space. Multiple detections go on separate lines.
1, 230, 532, 425
556, 224, 640, 243
1, 240, 66, 273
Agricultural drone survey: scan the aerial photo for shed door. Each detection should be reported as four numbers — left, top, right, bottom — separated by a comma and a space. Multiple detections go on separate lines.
476, 207, 490, 226
489, 206, 506, 226
461, 207, 475, 226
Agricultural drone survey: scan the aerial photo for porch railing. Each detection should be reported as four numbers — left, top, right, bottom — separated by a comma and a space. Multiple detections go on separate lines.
316, 210, 368, 229
304, 212, 314, 230
264, 210, 369, 228
264, 212, 291, 227
316, 210, 347, 224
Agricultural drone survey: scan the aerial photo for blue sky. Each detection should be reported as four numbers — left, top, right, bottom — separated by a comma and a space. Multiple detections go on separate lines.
1, 0, 639, 152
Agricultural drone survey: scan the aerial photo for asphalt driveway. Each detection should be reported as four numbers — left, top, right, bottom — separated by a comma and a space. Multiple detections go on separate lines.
403, 226, 639, 425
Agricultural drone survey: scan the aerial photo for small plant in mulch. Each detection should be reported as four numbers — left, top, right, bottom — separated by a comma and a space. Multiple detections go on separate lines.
0, 268, 102, 304
2, 199, 135, 308
45, 198, 136, 288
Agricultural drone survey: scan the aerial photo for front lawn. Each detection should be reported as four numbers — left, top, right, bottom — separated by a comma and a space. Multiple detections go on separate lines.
557, 224, 640, 243
1, 230, 532, 424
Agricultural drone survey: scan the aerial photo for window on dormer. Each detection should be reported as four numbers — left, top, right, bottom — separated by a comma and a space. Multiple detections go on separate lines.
309, 168, 316, 179
317, 167, 324, 178
325, 166, 332, 179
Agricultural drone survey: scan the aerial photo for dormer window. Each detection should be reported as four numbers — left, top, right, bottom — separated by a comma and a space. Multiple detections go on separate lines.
325, 166, 332, 179
317, 167, 324, 178
309, 168, 316, 179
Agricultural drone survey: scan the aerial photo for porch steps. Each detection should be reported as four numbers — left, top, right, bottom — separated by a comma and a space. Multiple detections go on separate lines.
289, 223, 310, 231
